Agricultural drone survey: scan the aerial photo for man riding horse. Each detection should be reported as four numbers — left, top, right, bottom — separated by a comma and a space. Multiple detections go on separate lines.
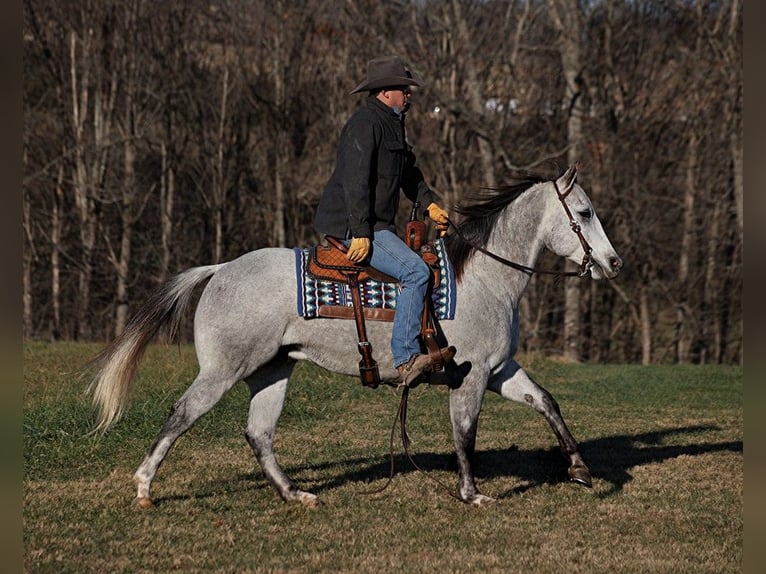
313, 55, 454, 387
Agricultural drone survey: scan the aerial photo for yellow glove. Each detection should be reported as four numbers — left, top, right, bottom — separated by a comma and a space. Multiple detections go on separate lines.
347, 237, 371, 263
426, 202, 450, 235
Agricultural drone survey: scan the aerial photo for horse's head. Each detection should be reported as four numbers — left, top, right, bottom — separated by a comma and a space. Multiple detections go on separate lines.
544, 165, 622, 280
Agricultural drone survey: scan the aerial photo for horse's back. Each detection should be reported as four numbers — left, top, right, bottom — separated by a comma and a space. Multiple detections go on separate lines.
193, 247, 297, 368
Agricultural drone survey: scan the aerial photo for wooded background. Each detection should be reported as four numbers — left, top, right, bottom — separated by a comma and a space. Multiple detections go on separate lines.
22, 0, 742, 365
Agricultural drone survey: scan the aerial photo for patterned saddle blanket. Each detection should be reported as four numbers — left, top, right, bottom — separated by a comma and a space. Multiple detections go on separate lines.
293, 238, 457, 321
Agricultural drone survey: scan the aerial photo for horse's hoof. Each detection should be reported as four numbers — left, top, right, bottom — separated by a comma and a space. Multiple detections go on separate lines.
467, 494, 497, 506
568, 464, 593, 488
298, 492, 319, 509
134, 496, 154, 509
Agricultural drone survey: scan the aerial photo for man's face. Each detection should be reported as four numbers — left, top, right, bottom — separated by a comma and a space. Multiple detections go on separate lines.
379, 86, 412, 112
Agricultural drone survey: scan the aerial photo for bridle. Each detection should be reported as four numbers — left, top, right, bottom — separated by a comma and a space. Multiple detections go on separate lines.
446, 178, 594, 278
552, 178, 594, 277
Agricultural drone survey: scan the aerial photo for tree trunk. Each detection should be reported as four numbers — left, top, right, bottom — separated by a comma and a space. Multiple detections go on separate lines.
70, 30, 94, 340
548, 0, 584, 361
115, 129, 136, 337
51, 159, 65, 339
69, 26, 115, 340
675, 131, 698, 363
725, 0, 742, 365
639, 282, 652, 365
727, 0, 743, 240
731, 131, 743, 238
272, 2, 287, 247
273, 129, 287, 247
451, 0, 496, 188
213, 65, 229, 263
159, 142, 175, 283
22, 168, 34, 341
702, 200, 722, 364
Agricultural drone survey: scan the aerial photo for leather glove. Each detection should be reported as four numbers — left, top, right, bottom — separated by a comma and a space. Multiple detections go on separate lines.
426, 202, 450, 235
346, 237, 371, 263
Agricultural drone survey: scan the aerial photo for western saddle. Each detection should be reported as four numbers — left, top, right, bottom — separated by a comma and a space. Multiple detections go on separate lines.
307, 207, 452, 388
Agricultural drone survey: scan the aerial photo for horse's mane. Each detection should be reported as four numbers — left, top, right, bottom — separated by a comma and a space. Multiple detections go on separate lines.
445, 172, 547, 280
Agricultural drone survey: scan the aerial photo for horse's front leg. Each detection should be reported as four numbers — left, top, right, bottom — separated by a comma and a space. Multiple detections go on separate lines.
449, 376, 496, 505
487, 360, 592, 487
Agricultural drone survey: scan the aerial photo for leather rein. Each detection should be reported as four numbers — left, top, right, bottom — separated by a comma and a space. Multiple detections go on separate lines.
446, 178, 594, 278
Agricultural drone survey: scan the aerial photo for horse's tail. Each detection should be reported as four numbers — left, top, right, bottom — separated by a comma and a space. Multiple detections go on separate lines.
87, 264, 225, 432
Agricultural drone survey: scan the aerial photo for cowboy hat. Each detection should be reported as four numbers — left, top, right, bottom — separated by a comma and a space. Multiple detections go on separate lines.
350, 56, 425, 94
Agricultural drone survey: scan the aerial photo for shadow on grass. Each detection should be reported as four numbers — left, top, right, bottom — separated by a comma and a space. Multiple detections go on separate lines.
282, 424, 742, 500
148, 425, 742, 506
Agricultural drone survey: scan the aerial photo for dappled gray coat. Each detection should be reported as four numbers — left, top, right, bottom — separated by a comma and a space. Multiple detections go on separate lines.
314, 95, 436, 240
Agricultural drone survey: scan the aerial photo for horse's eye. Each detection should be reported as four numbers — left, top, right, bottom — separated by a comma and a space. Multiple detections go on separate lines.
579, 209, 592, 220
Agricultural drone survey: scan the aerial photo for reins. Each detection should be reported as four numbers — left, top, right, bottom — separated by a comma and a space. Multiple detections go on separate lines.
359, 387, 462, 500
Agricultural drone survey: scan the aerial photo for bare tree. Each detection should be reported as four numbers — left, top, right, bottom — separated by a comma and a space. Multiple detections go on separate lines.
450, 0, 497, 189
50, 159, 65, 340
548, 0, 585, 361
149, 3, 196, 282
20, 0, 742, 363
22, 148, 36, 340
110, 0, 145, 336
68, 17, 117, 339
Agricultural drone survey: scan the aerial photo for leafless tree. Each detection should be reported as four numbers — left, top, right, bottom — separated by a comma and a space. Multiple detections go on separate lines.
21, 0, 742, 365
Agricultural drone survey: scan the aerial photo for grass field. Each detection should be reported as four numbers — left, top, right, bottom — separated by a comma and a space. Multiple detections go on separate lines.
23, 342, 742, 573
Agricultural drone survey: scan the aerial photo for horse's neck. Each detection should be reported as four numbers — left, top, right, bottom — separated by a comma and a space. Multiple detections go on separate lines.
461, 188, 547, 306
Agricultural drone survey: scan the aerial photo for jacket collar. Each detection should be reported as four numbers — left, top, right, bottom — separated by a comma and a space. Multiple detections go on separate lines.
366, 95, 405, 122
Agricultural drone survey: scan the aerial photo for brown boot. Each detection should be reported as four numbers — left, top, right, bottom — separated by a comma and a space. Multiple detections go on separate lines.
397, 346, 457, 388
397, 354, 432, 387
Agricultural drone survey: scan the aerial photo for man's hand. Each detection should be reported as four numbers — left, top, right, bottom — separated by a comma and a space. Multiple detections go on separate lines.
426, 202, 450, 235
347, 237, 371, 263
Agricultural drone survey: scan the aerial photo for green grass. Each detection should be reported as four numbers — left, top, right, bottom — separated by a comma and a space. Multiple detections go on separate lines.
23, 342, 742, 573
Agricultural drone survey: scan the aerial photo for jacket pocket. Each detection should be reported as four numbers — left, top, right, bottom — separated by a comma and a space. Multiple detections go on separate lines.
379, 140, 405, 176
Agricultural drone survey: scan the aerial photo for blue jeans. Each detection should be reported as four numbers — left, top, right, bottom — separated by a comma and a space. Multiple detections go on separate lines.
347, 230, 430, 368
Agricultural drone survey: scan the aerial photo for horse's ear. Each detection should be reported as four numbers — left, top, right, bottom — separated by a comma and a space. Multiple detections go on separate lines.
557, 163, 578, 193
569, 163, 579, 183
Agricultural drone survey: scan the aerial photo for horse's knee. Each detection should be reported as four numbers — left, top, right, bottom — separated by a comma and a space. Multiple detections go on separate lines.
540, 390, 562, 414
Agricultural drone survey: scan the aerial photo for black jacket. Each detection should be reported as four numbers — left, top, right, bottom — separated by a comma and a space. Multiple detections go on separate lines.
314, 96, 436, 239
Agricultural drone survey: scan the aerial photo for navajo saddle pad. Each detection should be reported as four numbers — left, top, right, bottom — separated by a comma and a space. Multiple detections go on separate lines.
294, 238, 457, 321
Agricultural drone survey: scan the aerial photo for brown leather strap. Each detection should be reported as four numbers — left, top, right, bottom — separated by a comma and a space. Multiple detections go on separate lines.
325, 235, 347, 252
347, 273, 369, 342
347, 273, 380, 388
421, 297, 445, 374
317, 305, 396, 322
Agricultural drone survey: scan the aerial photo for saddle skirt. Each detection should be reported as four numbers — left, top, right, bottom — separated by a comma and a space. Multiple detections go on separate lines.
293, 238, 457, 321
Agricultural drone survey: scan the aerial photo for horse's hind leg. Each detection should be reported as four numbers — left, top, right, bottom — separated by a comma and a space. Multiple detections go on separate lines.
487, 360, 592, 488
243, 359, 318, 508
133, 369, 240, 508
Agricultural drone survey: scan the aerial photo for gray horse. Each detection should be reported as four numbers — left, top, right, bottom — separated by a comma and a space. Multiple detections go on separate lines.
89, 164, 622, 508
